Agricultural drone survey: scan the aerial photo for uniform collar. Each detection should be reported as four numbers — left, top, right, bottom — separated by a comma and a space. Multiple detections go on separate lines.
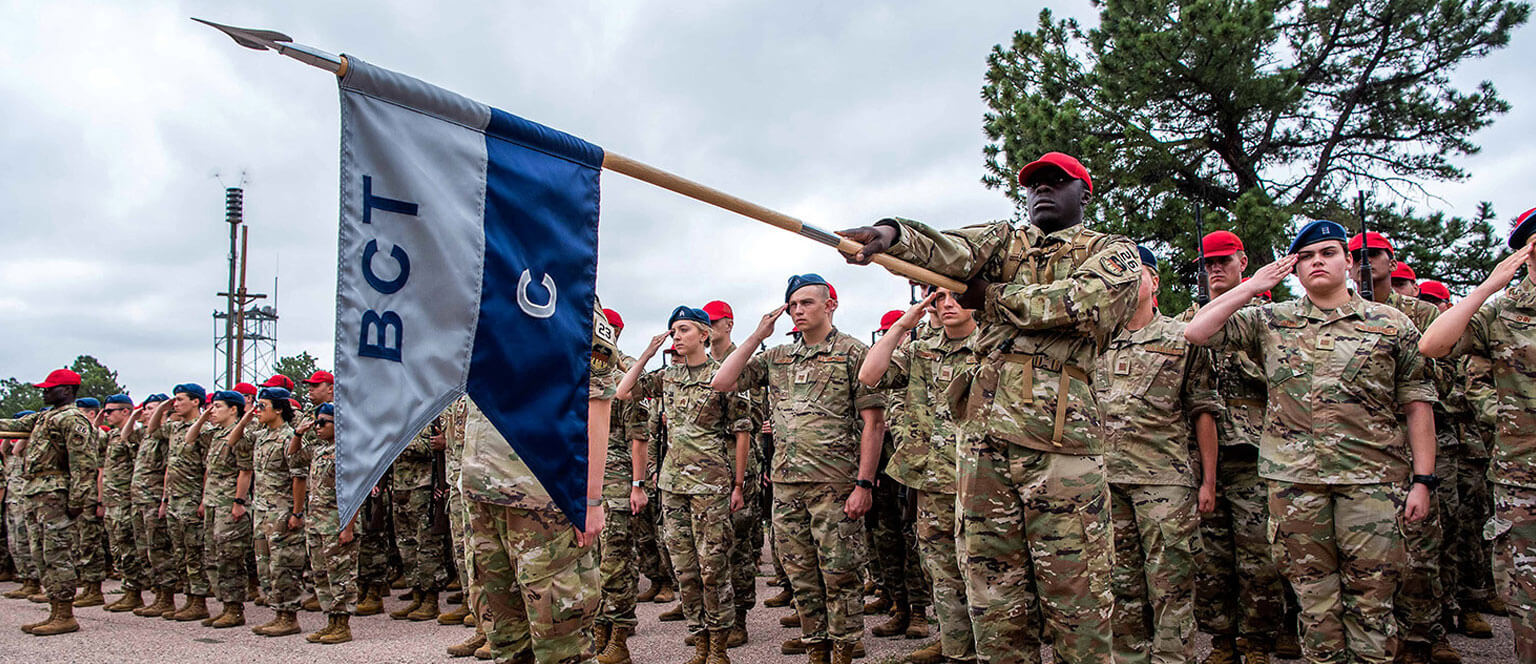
1125, 314, 1172, 343
935, 325, 978, 353
1298, 291, 1366, 324
791, 327, 842, 357
1035, 223, 1087, 246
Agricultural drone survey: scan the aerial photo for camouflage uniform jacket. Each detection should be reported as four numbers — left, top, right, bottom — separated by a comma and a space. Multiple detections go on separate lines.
1461, 355, 1495, 459
1094, 314, 1222, 487
1200, 293, 1438, 484
290, 409, 318, 484
737, 327, 885, 484
102, 422, 139, 509
872, 326, 981, 494
162, 418, 206, 513
0, 405, 98, 509
1445, 277, 1536, 489
392, 426, 435, 490
603, 362, 650, 509
201, 423, 253, 508
252, 423, 299, 516
713, 342, 766, 478
1181, 299, 1268, 449
880, 218, 1141, 455
444, 397, 470, 486
459, 304, 621, 511
632, 355, 752, 495
129, 422, 167, 506
306, 434, 344, 534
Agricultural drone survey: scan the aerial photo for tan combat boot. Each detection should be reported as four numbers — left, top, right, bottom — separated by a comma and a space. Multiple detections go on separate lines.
317, 613, 352, 644
201, 601, 229, 627
763, 587, 793, 608
1237, 637, 1271, 664
658, 603, 685, 621
872, 600, 910, 638
683, 630, 711, 664
1429, 636, 1462, 664
705, 629, 731, 664
439, 600, 471, 625
265, 610, 302, 637
783, 638, 809, 655
1460, 610, 1493, 638
171, 594, 210, 622
1202, 635, 1238, 664
1484, 597, 1508, 616
355, 584, 384, 616
106, 587, 144, 612
407, 591, 440, 621
636, 579, 661, 603
306, 614, 338, 643
135, 587, 172, 617
473, 640, 494, 660
593, 622, 611, 655
448, 631, 486, 657
597, 625, 632, 664
780, 610, 802, 628
211, 602, 245, 628
863, 590, 890, 615
31, 600, 81, 636
726, 610, 748, 648
830, 641, 858, 664
20, 601, 59, 633
652, 582, 676, 603
390, 589, 422, 619
904, 607, 929, 639
302, 593, 321, 612
904, 641, 944, 664
5, 579, 39, 599
808, 641, 832, 664
72, 581, 105, 608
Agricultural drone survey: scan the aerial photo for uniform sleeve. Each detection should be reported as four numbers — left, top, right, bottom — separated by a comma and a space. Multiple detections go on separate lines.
872, 345, 912, 391
234, 428, 256, 473
64, 415, 99, 510
985, 237, 1141, 338
881, 217, 1012, 281
289, 435, 312, 480
1446, 300, 1497, 360
633, 370, 663, 401
1464, 355, 1498, 430
847, 343, 886, 412
1392, 326, 1439, 406
1202, 305, 1265, 362
622, 399, 649, 443
1181, 345, 1224, 418
736, 352, 771, 390
726, 390, 754, 434
0, 411, 42, 434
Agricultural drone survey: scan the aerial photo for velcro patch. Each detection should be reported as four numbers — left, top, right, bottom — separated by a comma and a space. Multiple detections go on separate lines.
1357, 324, 1398, 336
1145, 345, 1185, 357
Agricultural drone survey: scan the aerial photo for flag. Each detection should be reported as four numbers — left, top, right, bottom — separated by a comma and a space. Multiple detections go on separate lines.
334, 56, 602, 527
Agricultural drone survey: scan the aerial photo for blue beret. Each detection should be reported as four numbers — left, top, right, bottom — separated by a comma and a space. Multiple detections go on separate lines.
785, 273, 831, 303
1136, 245, 1158, 270
14, 410, 35, 418
105, 394, 133, 407
668, 306, 711, 329
258, 387, 292, 403
143, 393, 169, 404
1288, 220, 1349, 255
211, 390, 245, 408
173, 383, 206, 403
317, 403, 335, 416
1509, 207, 1536, 250
74, 397, 101, 409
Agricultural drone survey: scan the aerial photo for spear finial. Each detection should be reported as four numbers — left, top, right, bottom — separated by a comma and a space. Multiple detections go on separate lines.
192, 18, 348, 76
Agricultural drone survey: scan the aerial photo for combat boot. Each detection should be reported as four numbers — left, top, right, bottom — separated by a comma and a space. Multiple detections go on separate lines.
391, 589, 422, 619
447, 578, 462, 592
106, 587, 144, 612
302, 593, 321, 612
0, 569, 12, 582
904, 606, 929, 639
1237, 637, 1271, 664
72, 581, 104, 608
447, 591, 464, 604
1202, 635, 1238, 664
464, 611, 477, 627
597, 625, 632, 664
390, 571, 408, 589
211, 602, 245, 628
306, 614, 338, 642
807, 641, 832, 664
437, 601, 471, 625
448, 631, 486, 657
264, 610, 302, 637
636, 578, 662, 603
5, 579, 39, 599
783, 637, 809, 655
473, 640, 493, 659
1459, 610, 1493, 638
31, 601, 80, 636
652, 582, 676, 603
407, 591, 440, 621
355, 584, 384, 616
684, 630, 711, 664
726, 610, 748, 648
1484, 596, 1508, 616
658, 603, 685, 621
873, 600, 910, 638
318, 613, 352, 644
594, 622, 611, 655
1429, 637, 1462, 664
705, 629, 731, 664
171, 595, 209, 622
20, 601, 59, 633
763, 587, 793, 608
27, 589, 47, 603
781, 610, 802, 628
864, 590, 891, 615
136, 587, 173, 617
1272, 630, 1302, 659
831, 641, 859, 664
904, 641, 944, 664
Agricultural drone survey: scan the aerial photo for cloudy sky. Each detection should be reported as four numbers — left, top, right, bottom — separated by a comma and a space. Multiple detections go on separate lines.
2, 1, 1531, 397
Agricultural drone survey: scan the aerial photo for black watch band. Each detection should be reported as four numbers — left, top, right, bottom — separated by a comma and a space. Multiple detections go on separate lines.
233, 497, 246, 506
1411, 474, 1440, 490
854, 479, 875, 490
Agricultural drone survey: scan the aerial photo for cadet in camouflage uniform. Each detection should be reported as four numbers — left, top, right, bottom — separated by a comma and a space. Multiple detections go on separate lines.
1187, 220, 1440, 664
1181, 231, 1287, 663
191, 390, 255, 628
303, 402, 359, 644
1419, 211, 1536, 663
438, 394, 476, 631
1455, 350, 1501, 632
3, 420, 38, 600
129, 393, 178, 617
1094, 248, 1221, 664
714, 276, 886, 664
0, 368, 99, 635
150, 383, 214, 621
240, 388, 305, 637
593, 308, 650, 661
462, 303, 620, 664
68, 397, 108, 609
390, 421, 447, 621
844, 152, 1140, 664
100, 394, 146, 612
637, 397, 677, 605
620, 305, 753, 664
861, 288, 986, 664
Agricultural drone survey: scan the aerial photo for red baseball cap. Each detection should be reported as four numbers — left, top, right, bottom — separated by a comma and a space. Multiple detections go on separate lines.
260, 375, 296, 390
1418, 280, 1451, 302
302, 370, 334, 385
1017, 152, 1092, 194
1200, 231, 1245, 259
1510, 207, 1536, 250
703, 301, 733, 322
288, 398, 302, 410
34, 369, 81, 389
1347, 232, 1393, 254
1391, 262, 1417, 282
878, 310, 903, 332
232, 382, 258, 398
602, 308, 624, 330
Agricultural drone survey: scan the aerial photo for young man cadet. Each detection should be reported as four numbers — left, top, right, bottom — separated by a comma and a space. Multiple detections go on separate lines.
713, 274, 887, 664
69, 396, 109, 609
1417, 206, 1536, 664
840, 152, 1141, 664
620, 305, 753, 664
100, 393, 146, 612
859, 288, 985, 664
0, 369, 98, 635
149, 383, 214, 621
592, 308, 650, 663
1095, 247, 1220, 664
130, 393, 177, 618
1182, 230, 1289, 664
1186, 219, 1438, 664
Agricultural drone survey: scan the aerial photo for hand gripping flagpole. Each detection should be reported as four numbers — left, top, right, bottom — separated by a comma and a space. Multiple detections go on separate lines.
194, 18, 967, 293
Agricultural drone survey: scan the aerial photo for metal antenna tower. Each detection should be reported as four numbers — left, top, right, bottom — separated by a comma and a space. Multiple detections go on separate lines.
212, 185, 276, 387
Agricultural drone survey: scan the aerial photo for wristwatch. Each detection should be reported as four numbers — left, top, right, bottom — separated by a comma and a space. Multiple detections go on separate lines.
854, 478, 875, 490
1411, 474, 1441, 490
586, 497, 603, 506
233, 497, 247, 506
631, 480, 646, 488
290, 510, 304, 519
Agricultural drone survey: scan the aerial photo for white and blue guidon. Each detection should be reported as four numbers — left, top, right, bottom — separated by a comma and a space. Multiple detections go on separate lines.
334, 57, 601, 528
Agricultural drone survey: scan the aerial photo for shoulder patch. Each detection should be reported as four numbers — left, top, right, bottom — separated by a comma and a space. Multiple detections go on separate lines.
1099, 249, 1134, 278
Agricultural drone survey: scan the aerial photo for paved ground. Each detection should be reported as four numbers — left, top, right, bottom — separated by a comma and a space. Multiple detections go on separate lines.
0, 574, 1519, 663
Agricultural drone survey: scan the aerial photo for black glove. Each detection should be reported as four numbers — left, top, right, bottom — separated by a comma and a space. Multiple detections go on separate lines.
955, 277, 992, 311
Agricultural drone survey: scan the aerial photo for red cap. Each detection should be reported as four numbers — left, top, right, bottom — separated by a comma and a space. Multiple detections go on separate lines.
1200, 231, 1245, 259
827, 284, 838, 301
602, 308, 624, 330
879, 310, 903, 332
260, 375, 296, 390
302, 370, 334, 385
1347, 232, 1393, 254
1418, 280, 1451, 302
703, 301, 733, 322
1017, 152, 1092, 194
34, 369, 81, 389
232, 382, 258, 398
288, 398, 302, 410
1391, 262, 1417, 282
664, 343, 678, 354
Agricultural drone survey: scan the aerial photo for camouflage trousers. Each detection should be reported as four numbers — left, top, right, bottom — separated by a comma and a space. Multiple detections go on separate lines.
168, 508, 210, 596
105, 504, 145, 591
1489, 483, 1536, 663
1195, 448, 1283, 640
1268, 481, 1405, 664
468, 501, 598, 664
136, 502, 177, 589
1110, 484, 1200, 664
663, 490, 736, 633
449, 483, 471, 592
1457, 455, 1496, 604
305, 524, 358, 614
392, 486, 447, 592
1395, 442, 1459, 643
959, 437, 1111, 664
598, 507, 639, 627
773, 481, 869, 646
73, 510, 107, 585
254, 509, 306, 612
916, 489, 977, 662
29, 491, 79, 600
203, 506, 252, 603
730, 474, 763, 615
357, 507, 394, 588
5, 492, 34, 579
635, 487, 672, 585
868, 473, 929, 610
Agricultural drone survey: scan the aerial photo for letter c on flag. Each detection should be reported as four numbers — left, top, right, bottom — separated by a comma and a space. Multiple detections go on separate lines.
518, 270, 557, 319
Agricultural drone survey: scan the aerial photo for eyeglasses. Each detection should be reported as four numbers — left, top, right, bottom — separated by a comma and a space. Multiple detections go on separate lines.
317, 419, 334, 427
253, 403, 268, 411
104, 408, 130, 414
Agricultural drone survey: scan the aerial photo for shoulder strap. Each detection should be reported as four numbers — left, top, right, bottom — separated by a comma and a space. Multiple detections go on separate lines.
999, 226, 1032, 283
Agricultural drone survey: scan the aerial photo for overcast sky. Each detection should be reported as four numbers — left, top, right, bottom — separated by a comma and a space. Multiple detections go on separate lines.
2, 1, 1531, 398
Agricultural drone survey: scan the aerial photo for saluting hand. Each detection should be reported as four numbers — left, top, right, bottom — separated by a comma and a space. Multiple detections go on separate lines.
753, 305, 788, 341
1481, 243, 1533, 293
644, 330, 672, 357
894, 292, 941, 331
1247, 255, 1298, 292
